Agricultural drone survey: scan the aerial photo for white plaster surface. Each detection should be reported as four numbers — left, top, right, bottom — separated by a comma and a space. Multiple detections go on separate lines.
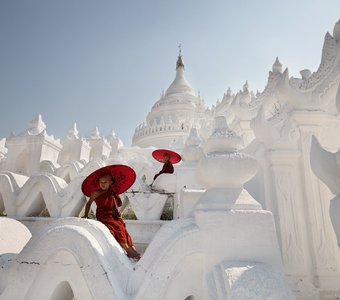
0, 218, 32, 295
223, 262, 293, 299
0, 209, 292, 300
0, 217, 32, 255
128, 192, 168, 220
1, 20, 340, 299
152, 173, 177, 192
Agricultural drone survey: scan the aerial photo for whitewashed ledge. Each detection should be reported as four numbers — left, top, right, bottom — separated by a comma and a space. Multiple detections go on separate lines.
14, 217, 166, 248
125, 219, 166, 245
15, 217, 60, 235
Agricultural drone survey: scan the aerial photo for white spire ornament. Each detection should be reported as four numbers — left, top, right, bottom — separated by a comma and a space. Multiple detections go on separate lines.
26, 114, 46, 135
66, 123, 79, 140
196, 116, 259, 211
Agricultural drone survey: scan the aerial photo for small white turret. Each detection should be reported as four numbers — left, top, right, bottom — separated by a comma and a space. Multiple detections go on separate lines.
181, 127, 203, 162
58, 123, 90, 165
243, 81, 249, 92
106, 129, 123, 157
90, 127, 101, 139
272, 57, 282, 74
300, 69, 312, 80
26, 114, 46, 135
333, 19, 340, 42
4, 115, 62, 175
66, 123, 79, 140
87, 127, 111, 160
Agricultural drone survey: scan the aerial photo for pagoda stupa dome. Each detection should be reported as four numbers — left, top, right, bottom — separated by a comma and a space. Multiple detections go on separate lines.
151, 55, 202, 110
133, 50, 206, 148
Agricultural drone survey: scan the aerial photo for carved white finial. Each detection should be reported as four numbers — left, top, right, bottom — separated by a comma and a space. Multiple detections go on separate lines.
300, 69, 311, 80
176, 44, 185, 69
333, 19, 340, 42
204, 116, 242, 154
67, 123, 79, 140
106, 128, 123, 154
27, 114, 46, 135
273, 57, 282, 73
90, 127, 101, 139
182, 128, 203, 162
283, 67, 289, 80
243, 81, 249, 92
108, 129, 116, 137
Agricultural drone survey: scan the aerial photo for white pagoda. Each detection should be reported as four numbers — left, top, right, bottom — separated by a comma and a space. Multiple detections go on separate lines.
1, 19, 340, 300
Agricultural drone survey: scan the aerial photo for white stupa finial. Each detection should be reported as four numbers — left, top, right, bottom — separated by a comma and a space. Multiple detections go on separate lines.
108, 128, 116, 137
27, 114, 46, 135
176, 44, 185, 69
67, 123, 79, 140
273, 57, 282, 73
90, 127, 101, 139
333, 19, 340, 42
243, 81, 249, 92
300, 69, 311, 80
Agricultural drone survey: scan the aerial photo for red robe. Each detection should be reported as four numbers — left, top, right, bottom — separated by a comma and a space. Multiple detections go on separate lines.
94, 189, 133, 247
153, 161, 174, 180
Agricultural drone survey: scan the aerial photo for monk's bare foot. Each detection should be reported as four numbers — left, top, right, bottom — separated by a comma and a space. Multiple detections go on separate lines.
126, 247, 141, 261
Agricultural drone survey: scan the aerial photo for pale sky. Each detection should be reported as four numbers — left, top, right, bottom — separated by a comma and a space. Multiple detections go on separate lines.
0, 0, 339, 145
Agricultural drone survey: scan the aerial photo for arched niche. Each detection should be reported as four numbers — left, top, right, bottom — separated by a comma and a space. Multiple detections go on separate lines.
50, 281, 74, 300
27, 191, 47, 217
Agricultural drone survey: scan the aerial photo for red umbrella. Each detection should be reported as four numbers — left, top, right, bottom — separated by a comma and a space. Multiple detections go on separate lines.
81, 165, 136, 197
152, 149, 181, 164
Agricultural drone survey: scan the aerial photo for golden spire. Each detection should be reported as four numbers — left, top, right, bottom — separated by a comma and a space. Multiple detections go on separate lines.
176, 43, 185, 69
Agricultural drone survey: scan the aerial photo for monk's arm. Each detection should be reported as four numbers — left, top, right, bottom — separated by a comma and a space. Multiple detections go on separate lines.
83, 193, 97, 218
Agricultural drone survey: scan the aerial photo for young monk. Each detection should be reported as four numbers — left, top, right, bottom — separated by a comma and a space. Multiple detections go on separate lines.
151, 149, 181, 185
153, 153, 174, 182
83, 173, 141, 261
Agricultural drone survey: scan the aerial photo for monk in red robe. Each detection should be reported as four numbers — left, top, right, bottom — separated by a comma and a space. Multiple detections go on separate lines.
153, 153, 174, 181
83, 174, 141, 261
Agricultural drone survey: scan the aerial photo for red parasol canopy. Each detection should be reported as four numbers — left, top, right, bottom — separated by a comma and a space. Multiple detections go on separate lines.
81, 164, 136, 197
152, 149, 181, 164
